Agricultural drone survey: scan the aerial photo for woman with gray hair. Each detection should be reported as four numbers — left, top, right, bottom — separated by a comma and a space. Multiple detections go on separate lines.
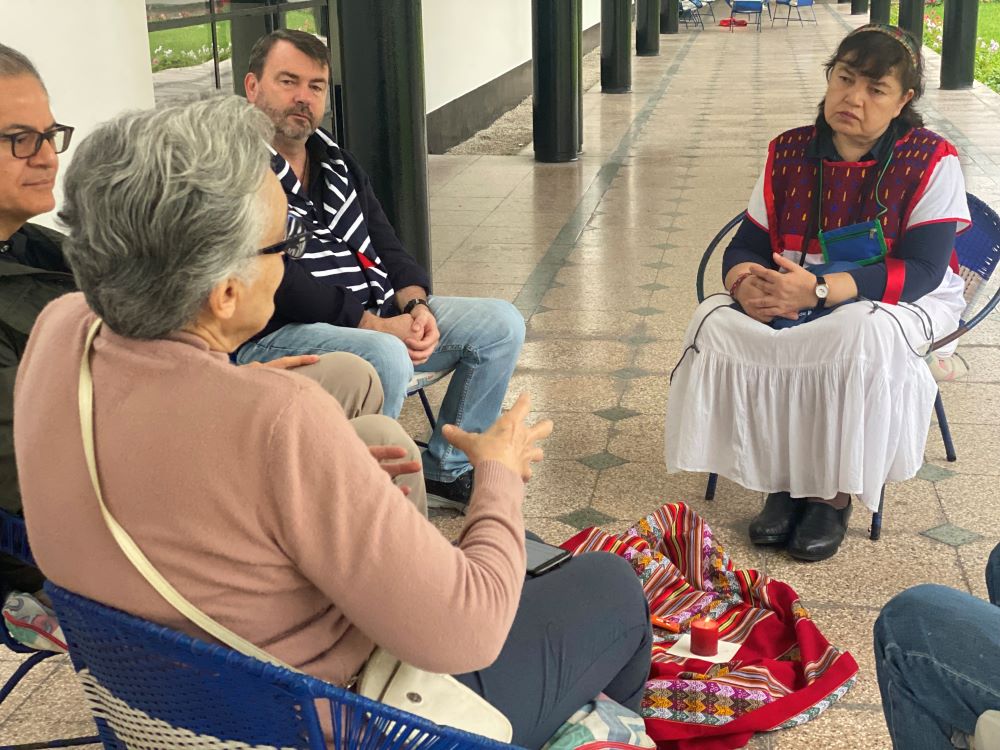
12, 95, 652, 749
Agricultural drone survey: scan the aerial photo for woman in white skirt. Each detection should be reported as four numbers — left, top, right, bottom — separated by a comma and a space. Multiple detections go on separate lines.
665, 24, 970, 562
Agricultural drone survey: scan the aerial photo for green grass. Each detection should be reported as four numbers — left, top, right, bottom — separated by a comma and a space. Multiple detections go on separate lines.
149, 10, 317, 73
890, 1, 1000, 92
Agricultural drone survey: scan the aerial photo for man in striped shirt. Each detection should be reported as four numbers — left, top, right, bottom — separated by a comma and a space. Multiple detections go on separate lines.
238, 31, 526, 511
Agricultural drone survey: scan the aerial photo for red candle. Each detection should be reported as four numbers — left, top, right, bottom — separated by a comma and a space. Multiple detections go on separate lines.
690, 617, 719, 657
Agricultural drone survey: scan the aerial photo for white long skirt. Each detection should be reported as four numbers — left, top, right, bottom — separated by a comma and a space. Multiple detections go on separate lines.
664, 270, 966, 511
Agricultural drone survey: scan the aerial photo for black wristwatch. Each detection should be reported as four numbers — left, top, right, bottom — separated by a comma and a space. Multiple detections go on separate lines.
814, 276, 830, 310
403, 298, 429, 315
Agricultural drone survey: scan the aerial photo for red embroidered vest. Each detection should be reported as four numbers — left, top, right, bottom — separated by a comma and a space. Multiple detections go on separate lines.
763, 125, 957, 303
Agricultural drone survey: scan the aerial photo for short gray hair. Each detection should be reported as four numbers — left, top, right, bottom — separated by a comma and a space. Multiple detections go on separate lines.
59, 96, 276, 339
0, 43, 44, 87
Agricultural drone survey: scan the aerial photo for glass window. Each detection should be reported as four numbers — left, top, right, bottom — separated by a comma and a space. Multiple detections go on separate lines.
148, 0, 336, 135
146, 1, 211, 23
149, 22, 221, 105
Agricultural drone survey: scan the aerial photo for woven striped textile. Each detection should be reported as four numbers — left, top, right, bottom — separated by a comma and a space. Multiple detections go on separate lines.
561, 503, 858, 750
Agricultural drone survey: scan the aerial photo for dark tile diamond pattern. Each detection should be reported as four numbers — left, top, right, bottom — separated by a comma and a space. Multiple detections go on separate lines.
612, 367, 650, 380
920, 523, 983, 547
638, 282, 669, 291
625, 334, 658, 345
594, 406, 641, 422
578, 452, 629, 471
916, 463, 957, 482
558, 507, 616, 530
629, 307, 664, 317
642, 261, 673, 270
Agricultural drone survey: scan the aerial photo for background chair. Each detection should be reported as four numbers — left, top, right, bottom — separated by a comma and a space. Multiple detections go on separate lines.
772, 0, 817, 25
694, 193, 1000, 541
725, 0, 767, 31
45, 582, 520, 750
0, 509, 100, 750
679, 0, 706, 30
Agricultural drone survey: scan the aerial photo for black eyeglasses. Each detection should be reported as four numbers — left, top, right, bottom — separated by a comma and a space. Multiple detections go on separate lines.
258, 215, 313, 259
1, 124, 74, 159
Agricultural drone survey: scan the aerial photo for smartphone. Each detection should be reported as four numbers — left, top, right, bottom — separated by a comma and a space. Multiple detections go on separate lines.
525, 538, 571, 577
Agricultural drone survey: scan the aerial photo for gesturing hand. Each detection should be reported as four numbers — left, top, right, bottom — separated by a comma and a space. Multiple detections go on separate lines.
442, 393, 553, 482
368, 445, 422, 497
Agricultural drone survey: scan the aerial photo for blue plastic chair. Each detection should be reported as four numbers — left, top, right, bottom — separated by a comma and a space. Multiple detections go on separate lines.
0, 509, 100, 749
679, 0, 706, 29
725, 0, 768, 31
693, 194, 1000, 541
44, 582, 521, 750
771, 0, 817, 25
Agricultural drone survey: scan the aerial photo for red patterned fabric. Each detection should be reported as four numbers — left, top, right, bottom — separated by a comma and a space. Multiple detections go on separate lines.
763, 125, 959, 302
561, 503, 858, 750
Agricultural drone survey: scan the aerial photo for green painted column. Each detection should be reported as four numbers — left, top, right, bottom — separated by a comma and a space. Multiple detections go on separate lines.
577, 0, 583, 152
941, 0, 978, 89
850, 0, 869, 15
898, 0, 925, 43
533, 0, 581, 162
660, 0, 679, 33
230, 10, 274, 97
602, 0, 632, 92
337, 0, 431, 273
637, 0, 661, 56
869, 0, 890, 23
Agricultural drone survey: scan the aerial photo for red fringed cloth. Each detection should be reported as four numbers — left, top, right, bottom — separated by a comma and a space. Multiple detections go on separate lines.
560, 503, 858, 750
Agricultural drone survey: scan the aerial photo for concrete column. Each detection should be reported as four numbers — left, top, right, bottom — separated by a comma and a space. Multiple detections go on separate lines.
532, 0, 582, 162
637, 0, 661, 55
338, 0, 432, 273
602, 0, 632, 93
941, 0, 978, 89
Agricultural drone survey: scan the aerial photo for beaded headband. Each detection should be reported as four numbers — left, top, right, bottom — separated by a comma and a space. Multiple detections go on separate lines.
848, 23, 921, 68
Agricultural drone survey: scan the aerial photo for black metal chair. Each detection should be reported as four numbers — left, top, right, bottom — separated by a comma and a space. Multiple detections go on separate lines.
693, 194, 1000, 541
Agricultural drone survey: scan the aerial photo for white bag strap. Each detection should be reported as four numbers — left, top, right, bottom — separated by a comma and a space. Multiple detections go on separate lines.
78, 318, 299, 673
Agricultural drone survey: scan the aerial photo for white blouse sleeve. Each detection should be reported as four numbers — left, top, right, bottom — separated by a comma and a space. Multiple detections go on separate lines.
906, 152, 971, 232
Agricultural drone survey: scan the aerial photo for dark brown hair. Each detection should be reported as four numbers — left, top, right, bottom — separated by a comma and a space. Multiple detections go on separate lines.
820, 25, 925, 129
247, 30, 329, 79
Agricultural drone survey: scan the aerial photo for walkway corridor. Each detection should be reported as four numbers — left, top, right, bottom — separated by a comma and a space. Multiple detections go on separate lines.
3, 3, 1000, 747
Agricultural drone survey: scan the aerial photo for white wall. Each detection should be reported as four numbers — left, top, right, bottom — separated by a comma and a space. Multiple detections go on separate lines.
1, 0, 155, 229
422, 0, 600, 114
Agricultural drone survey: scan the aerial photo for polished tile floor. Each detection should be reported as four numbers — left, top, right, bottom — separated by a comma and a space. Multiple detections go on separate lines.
4, 4, 1000, 747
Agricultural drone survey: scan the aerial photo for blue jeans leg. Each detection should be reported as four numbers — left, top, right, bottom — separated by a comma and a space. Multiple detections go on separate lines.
874, 569, 1000, 749
418, 296, 525, 482
235, 323, 413, 418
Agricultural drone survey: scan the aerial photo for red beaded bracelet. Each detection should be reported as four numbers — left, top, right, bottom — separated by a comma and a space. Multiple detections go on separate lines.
728, 271, 753, 297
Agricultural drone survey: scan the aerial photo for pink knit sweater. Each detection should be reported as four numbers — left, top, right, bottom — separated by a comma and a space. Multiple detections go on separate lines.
14, 293, 526, 684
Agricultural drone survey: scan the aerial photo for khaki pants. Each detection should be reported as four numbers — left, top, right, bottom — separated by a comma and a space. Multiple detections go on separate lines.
294, 353, 427, 517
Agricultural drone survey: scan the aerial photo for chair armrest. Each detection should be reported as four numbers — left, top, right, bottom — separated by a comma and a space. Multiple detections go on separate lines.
697, 212, 746, 303
929, 282, 1000, 352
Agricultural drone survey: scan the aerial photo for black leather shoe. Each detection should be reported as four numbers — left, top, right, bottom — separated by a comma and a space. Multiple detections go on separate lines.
787, 499, 852, 562
748, 492, 802, 546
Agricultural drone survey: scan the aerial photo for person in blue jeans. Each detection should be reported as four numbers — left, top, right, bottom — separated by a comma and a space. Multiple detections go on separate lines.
237, 30, 525, 510
874, 542, 1000, 749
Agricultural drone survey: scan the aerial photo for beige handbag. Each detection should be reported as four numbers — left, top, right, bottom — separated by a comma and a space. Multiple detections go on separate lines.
77, 319, 514, 743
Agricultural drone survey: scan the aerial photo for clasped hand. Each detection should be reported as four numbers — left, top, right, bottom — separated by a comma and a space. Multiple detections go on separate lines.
736, 253, 818, 324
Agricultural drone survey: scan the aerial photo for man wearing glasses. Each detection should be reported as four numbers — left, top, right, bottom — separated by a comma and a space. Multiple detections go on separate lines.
240, 31, 526, 512
0, 44, 77, 606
